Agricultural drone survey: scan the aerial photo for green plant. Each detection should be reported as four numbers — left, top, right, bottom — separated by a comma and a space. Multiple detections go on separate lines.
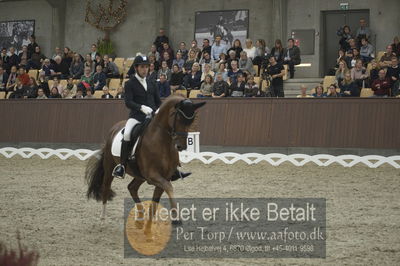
97, 38, 115, 56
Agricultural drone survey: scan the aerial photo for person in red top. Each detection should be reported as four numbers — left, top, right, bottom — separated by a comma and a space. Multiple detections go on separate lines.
371, 69, 391, 97
17, 68, 30, 86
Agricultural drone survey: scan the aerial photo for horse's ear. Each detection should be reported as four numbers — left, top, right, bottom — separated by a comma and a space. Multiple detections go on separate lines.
193, 101, 206, 111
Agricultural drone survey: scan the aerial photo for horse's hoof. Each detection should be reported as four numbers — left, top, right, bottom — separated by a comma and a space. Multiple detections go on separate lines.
171, 220, 182, 226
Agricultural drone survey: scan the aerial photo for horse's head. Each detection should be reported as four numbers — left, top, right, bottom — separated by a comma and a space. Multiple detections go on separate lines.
168, 98, 206, 151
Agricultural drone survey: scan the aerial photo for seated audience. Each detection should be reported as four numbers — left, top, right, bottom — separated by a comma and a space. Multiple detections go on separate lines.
244, 75, 259, 97
0, 66, 9, 91
51, 77, 64, 94
359, 37, 374, 63
214, 53, 227, 72
199, 38, 212, 60
214, 62, 228, 82
326, 84, 341, 97
335, 60, 348, 84
212, 73, 229, 98
93, 65, 107, 90
8, 79, 25, 98
6, 65, 18, 92
7, 47, 19, 71
391, 36, 400, 58
160, 42, 174, 63
380, 45, 396, 68
147, 63, 158, 82
23, 77, 38, 98
238, 51, 255, 75
41, 59, 55, 78
157, 61, 171, 81
157, 74, 171, 98
229, 73, 246, 97
63, 47, 73, 67
351, 59, 369, 88
371, 69, 391, 97
177, 41, 188, 61
340, 72, 360, 97
211, 35, 227, 60
172, 52, 185, 70
338, 25, 353, 51
386, 56, 400, 92
199, 51, 215, 70
103, 54, 120, 78
189, 40, 201, 59
200, 63, 214, 82
183, 62, 202, 95
170, 64, 184, 92
199, 74, 213, 97
270, 39, 285, 63
84, 54, 95, 74
27, 46, 46, 70
17, 67, 30, 86
368, 59, 380, 83
80, 67, 94, 87
148, 44, 160, 62
18, 45, 29, 68
228, 60, 243, 84
53, 55, 70, 79
84, 89, 95, 99
27, 35, 38, 59
296, 85, 312, 98
36, 88, 47, 99
312, 85, 326, 98
183, 50, 197, 74
70, 53, 84, 79
243, 39, 256, 60
227, 39, 243, 59
154, 28, 169, 53
162, 51, 173, 68
49, 87, 62, 98
226, 50, 237, 70
101, 86, 113, 99
73, 89, 84, 99
355, 18, 371, 45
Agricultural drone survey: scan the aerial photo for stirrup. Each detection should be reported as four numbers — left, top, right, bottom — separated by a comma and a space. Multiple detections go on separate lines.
112, 164, 126, 179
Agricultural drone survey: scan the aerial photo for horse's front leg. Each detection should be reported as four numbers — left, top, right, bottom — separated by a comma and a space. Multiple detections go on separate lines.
151, 177, 181, 225
144, 186, 164, 237
127, 177, 145, 229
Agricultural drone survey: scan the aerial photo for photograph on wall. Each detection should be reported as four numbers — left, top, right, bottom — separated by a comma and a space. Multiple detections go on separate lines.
0, 20, 35, 53
195, 10, 249, 46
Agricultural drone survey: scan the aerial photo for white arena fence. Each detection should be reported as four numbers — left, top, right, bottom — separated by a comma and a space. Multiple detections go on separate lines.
0, 147, 399, 169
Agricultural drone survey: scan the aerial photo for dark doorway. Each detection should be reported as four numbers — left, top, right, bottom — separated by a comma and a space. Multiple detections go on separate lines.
322, 9, 370, 75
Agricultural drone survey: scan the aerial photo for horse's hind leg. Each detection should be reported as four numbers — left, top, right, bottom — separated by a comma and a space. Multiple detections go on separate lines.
127, 178, 145, 228
100, 159, 115, 220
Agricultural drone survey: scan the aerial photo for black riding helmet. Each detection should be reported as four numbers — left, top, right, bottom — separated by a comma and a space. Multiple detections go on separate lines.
133, 55, 149, 66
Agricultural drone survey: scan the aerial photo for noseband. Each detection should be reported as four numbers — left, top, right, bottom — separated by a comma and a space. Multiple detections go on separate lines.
168, 107, 195, 139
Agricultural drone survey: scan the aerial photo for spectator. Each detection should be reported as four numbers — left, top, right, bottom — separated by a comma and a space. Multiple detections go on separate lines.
335, 49, 346, 68
36, 88, 47, 99
177, 41, 188, 61
90, 44, 100, 61
312, 85, 326, 98
284, 38, 301, 79
49, 86, 62, 98
157, 73, 171, 98
115, 86, 124, 99
351, 48, 361, 68
53, 55, 70, 79
380, 45, 396, 68
157, 61, 171, 81
253, 39, 268, 70
23, 77, 38, 98
229, 73, 246, 97
64, 78, 77, 98
6, 65, 18, 92
183, 50, 197, 74
26, 46, 45, 70
41, 59, 55, 78
347, 39, 358, 53
199, 51, 215, 70
27, 35, 38, 59
148, 44, 160, 62
211, 35, 227, 61
103, 54, 120, 78
7, 47, 19, 71
183, 62, 202, 95
94, 54, 104, 70
1, 48, 9, 72
371, 69, 391, 97
214, 53, 227, 72
161, 51, 173, 68
200, 63, 214, 82
360, 38, 374, 63
338, 25, 353, 51
391, 36, 400, 57
214, 62, 228, 82
8, 79, 25, 98
228, 60, 243, 84
17, 67, 30, 86
37, 75, 50, 96
70, 53, 84, 79
154, 28, 169, 53
147, 63, 158, 82
326, 84, 341, 97
78, 81, 91, 96
355, 18, 371, 46
160, 42, 174, 63
238, 51, 255, 75
226, 50, 237, 70
18, 45, 29, 68
84, 54, 95, 74
227, 39, 243, 59
51, 47, 63, 62
169, 64, 184, 92
172, 52, 185, 70
243, 39, 256, 60
266, 56, 285, 97
340, 71, 360, 97
368, 59, 380, 83
73, 89, 84, 99
0, 66, 9, 91
93, 65, 107, 90
189, 40, 201, 60
244, 75, 259, 97
51, 77, 64, 94
101, 86, 113, 99
335, 60, 349, 84
212, 73, 228, 98
199, 74, 213, 97
63, 47, 73, 67
148, 54, 159, 71
81, 66, 94, 87
84, 88, 95, 99
386, 56, 400, 92
199, 38, 212, 60
351, 59, 369, 88
297, 85, 312, 98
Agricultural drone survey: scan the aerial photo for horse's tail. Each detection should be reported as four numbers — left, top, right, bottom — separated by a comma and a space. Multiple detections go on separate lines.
85, 148, 115, 202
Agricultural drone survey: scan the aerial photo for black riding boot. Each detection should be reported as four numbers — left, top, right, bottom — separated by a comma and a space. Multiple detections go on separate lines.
171, 169, 191, 181
112, 140, 130, 179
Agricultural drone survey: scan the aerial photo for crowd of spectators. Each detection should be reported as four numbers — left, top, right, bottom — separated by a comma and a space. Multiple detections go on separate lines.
0, 18, 399, 99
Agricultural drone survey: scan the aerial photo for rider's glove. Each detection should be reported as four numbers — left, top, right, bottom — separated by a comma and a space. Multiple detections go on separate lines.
140, 105, 153, 115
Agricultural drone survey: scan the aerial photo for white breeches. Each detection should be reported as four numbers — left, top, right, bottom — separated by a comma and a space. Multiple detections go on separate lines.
123, 118, 139, 141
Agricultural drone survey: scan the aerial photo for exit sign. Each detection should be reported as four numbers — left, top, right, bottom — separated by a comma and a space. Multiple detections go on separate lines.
340, 3, 349, 10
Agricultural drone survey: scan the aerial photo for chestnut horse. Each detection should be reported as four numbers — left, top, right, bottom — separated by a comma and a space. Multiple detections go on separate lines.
85, 95, 205, 230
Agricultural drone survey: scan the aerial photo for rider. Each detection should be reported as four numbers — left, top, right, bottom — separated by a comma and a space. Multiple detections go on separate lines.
112, 55, 190, 180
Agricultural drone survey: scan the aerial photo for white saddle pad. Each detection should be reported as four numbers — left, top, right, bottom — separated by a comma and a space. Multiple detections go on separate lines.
111, 127, 140, 157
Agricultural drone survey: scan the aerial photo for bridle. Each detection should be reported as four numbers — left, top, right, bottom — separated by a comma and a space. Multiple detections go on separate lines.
168, 107, 195, 140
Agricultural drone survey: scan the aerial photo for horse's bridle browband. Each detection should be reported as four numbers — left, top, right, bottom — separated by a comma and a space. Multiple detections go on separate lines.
168, 107, 195, 139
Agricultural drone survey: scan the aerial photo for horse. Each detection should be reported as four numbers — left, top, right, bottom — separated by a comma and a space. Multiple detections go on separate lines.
85, 95, 205, 233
